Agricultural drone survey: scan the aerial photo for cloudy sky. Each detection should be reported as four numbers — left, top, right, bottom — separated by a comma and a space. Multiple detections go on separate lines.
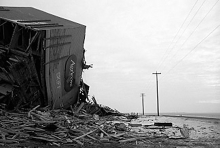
1, 0, 220, 113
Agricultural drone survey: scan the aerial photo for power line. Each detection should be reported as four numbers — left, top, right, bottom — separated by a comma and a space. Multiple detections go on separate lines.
156, 0, 199, 70
161, 24, 220, 80
168, 0, 219, 62
146, 0, 218, 95
147, 0, 200, 93
158, 0, 206, 72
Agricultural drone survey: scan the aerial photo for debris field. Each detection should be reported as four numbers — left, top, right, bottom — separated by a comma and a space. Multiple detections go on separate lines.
0, 100, 220, 148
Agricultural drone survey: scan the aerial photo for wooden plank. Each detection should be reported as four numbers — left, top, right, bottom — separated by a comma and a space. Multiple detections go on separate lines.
0, 127, 19, 134
98, 127, 109, 137
119, 137, 146, 143
74, 129, 98, 140
0, 139, 18, 143
49, 29, 66, 109
76, 102, 85, 113
119, 138, 137, 143
109, 133, 125, 138
180, 125, 189, 138
45, 30, 52, 106
154, 122, 172, 126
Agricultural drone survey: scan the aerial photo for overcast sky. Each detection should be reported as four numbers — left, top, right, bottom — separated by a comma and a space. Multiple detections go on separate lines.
1, 0, 220, 113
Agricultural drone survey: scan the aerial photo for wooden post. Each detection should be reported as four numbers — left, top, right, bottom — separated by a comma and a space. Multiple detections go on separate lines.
141, 93, 145, 115
152, 71, 161, 116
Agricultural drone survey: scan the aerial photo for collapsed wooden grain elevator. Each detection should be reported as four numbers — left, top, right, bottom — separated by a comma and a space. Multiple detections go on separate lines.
0, 7, 90, 109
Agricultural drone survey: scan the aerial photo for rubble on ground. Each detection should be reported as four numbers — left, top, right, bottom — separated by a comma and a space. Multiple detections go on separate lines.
0, 97, 219, 147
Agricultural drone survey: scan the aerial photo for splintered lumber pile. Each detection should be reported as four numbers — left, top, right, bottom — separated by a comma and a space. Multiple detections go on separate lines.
0, 105, 146, 147
0, 102, 195, 147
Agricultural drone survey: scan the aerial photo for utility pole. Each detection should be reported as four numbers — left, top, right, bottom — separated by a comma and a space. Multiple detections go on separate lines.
141, 93, 145, 115
152, 71, 161, 116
